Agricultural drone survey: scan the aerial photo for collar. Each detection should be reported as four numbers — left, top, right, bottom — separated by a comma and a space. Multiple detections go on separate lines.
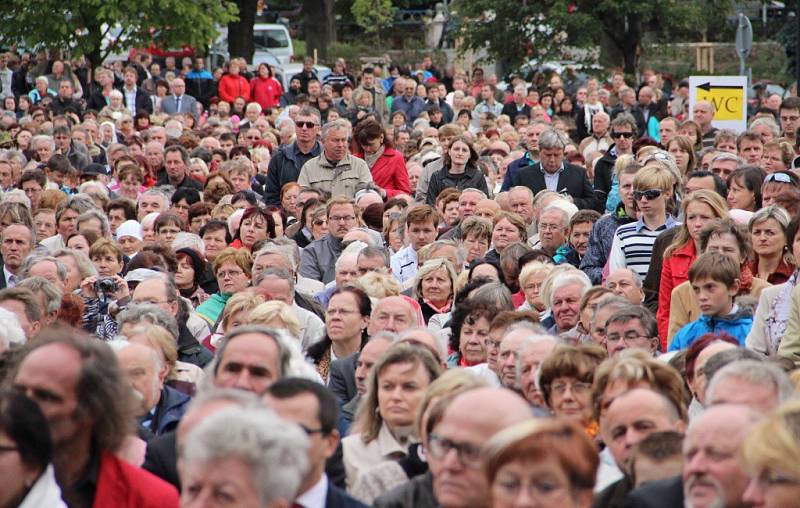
125, 85, 137, 93
539, 162, 565, 176
377, 423, 415, 458
292, 140, 320, 157
634, 215, 677, 232
319, 152, 349, 169
3, 265, 14, 285
295, 474, 328, 508
70, 449, 101, 508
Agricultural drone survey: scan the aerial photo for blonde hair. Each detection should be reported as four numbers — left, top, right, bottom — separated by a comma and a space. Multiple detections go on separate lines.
354, 272, 401, 299
125, 324, 178, 378
213, 247, 253, 278
518, 261, 554, 288
221, 291, 264, 331
663, 189, 729, 259
741, 399, 800, 479
413, 258, 457, 302
633, 163, 676, 193
539, 264, 579, 312
248, 301, 301, 338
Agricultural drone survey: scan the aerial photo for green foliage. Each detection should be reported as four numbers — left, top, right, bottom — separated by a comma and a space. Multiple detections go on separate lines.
351, 0, 396, 34
0, 0, 238, 66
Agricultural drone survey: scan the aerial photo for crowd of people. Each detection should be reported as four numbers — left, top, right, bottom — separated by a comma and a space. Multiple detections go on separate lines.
0, 47, 800, 507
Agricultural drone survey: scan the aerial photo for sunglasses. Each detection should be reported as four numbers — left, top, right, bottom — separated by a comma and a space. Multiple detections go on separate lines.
295, 121, 317, 129
764, 172, 793, 184
633, 189, 663, 201
612, 131, 635, 139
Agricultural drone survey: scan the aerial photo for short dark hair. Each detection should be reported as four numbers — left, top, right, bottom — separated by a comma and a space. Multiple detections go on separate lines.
199, 219, 232, 243
171, 187, 201, 206
780, 96, 800, 113
687, 170, 727, 198
632, 430, 683, 465
106, 198, 137, 220
266, 378, 339, 434
0, 390, 52, 471
164, 144, 189, 164
18, 169, 47, 189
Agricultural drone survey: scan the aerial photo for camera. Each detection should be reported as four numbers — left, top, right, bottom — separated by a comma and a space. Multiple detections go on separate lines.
94, 277, 118, 295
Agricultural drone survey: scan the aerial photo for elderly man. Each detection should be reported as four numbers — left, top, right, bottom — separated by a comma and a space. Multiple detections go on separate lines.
112, 341, 190, 436
627, 405, 760, 508
265, 107, 322, 206
501, 85, 531, 123
264, 379, 367, 508
13, 331, 180, 506
300, 197, 358, 284
536, 204, 570, 258
1, 224, 34, 288
507, 186, 535, 235
357, 246, 390, 276
160, 78, 197, 121
606, 268, 644, 305
211, 325, 289, 394
391, 77, 426, 125
547, 271, 592, 335
315, 251, 359, 308
156, 145, 202, 190
254, 267, 325, 349
510, 129, 596, 209
693, 100, 718, 148
252, 242, 325, 298
137, 188, 171, 221
595, 388, 687, 506
517, 334, 558, 405
579, 111, 612, 159
705, 359, 794, 412
298, 119, 372, 199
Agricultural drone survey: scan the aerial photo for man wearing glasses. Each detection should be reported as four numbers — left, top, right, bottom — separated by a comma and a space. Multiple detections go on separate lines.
779, 97, 800, 144
264, 107, 322, 206
593, 114, 637, 213
300, 197, 359, 284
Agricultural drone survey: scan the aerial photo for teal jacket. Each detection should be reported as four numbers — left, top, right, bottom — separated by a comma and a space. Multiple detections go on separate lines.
669, 308, 753, 351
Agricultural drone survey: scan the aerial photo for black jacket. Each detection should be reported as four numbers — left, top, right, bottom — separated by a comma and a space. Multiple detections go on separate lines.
142, 431, 179, 489
156, 170, 203, 191
502, 101, 532, 122
626, 475, 684, 508
593, 146, 620, 213
121, 86, 154, 115
325, 483, 368, 508
510, 161, 597, 211
328, 353, 358, 405
177, 323, 213, 368
373, 471, 438, 508
264, 141, 322, 206
426, 165, 490, 206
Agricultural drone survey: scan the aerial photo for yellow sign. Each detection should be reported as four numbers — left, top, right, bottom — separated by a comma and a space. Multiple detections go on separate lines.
694, 82, 745, 121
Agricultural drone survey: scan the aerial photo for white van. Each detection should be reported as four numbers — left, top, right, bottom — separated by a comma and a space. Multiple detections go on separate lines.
213, 24, 294, 66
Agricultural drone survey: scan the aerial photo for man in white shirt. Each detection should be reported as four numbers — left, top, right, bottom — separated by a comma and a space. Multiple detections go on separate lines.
1, 224, 34, 288
265, 378, 367, 508
390, 204, 439, 287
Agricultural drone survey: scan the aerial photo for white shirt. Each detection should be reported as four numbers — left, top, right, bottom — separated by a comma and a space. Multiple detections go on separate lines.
390, 244, 417, 285
3, 265, 16, 288
294, 474, 328, 508
124, 86, 137, 116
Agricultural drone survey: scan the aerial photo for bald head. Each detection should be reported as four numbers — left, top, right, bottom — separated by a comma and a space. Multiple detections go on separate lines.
368, 296, 418, 335
398, 327, 444, 365
474, 198, 501, 220
444, 387, 531, 434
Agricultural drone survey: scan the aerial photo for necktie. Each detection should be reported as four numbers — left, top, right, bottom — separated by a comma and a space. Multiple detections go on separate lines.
176, 96, 182, 112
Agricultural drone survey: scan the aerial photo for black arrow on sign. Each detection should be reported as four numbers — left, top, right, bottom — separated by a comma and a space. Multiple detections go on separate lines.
697, 82, 742, 91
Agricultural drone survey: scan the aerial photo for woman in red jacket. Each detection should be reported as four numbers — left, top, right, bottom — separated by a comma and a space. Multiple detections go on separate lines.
656, 189, 728, 345
353, 119, 411, 198
249, 63, 283, 110
217, 60, 251, 103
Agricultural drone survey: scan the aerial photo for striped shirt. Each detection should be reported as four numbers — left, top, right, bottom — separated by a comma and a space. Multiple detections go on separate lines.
608, 216, 680, 279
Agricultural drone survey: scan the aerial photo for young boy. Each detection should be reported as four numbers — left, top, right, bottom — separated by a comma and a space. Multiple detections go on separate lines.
608, 163, 678, 279
669, 252, 753, 351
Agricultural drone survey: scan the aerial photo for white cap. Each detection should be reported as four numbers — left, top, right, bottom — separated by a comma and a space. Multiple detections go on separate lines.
116, 220, 143, 241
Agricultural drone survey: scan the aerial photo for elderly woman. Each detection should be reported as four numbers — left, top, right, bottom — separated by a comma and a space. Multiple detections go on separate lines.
307, 286, 371, 382
447, 296, 498, 367
483, 419, 598, 508
196, 247, 253, 327
414, 258, 458, 325
762, 140, 795, 173
518, 261, 554, 313
354, 119, 411, 198
180, 407, 309, 508
248, 300, 303, 338
538, 344, 607, 437
546, 270, 593, 336
461, 216, 492, 267
485, 212, 527, 264
280, 182, 300, 221
748, 205, 795, 285
230, 206, 276, 253
124, 322, 205, 391
425, 136, 490, 205
657, 190, 729, 342
343, 342, 442, 491
668, 218, 770, 342
741, 399, 800, 506
751, 216, 800, 356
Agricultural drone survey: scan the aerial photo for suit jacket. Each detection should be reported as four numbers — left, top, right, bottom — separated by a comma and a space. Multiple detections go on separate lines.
142, 431, 179, 489
328, 353, 358, 405
161, 94, 198, 121
326, 483, 368, 508
501, 101, 531, 121
511, 161, 597, 211
0, 265, 7, 290
121, 87, 154, 115
626, 475, 684, 508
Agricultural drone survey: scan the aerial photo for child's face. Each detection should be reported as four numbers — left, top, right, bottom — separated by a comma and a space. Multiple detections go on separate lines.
634, 186, 670, 218
691, 276, 738, 317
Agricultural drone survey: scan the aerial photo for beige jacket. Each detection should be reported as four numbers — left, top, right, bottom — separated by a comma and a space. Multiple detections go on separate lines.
297, 152, 373, 199
342, 423, 413, 492
667, 277, 770, 342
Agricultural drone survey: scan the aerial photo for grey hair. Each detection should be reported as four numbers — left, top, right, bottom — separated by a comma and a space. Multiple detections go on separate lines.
397, 327, 444, 360
509, 186, 534, 200
76, 209, 110, 237
0, 149, 28, 167
320, 118, 351, 141
0, 306, 26, 348
749, 204, 791, 231
254, 244, 295, 274
540, 204, 570, 228
591, 295, 630, 328
172, 232, 205, 255
51, 248, 98, 278
471, 281, 514, 311
261, 239, 301, 273
215, 325, 292, 379
20, 255, 68, 284
17, 276, 63, 315
537, 129, 570, 151
710, 151, 744, 165
107, 338, 164, 372
749, 116, 780, 137
182, 407, 309, 506
253, 267, 295, 298
428, 239, 467, 268
357, 245, 390, 268
137, 187, 171, 209
460, 188, 488, 199
606, 268, 643, 288
706, 359, 794, 406
31, 135, 55, 152
116, 303, 179, 339
548, 271, 592, 308
1, 190, 31, 210
335, 251, 359, 271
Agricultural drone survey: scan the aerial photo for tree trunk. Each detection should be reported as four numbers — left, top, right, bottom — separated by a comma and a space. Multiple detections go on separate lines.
228, 0, 259, 62
303, 0, 336, 61
621, 14, 643, 75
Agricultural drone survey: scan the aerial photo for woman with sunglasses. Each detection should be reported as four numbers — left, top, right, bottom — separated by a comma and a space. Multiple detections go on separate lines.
748, 205, 794, 285
656, 190, 729, 344
762, 171, 800, 216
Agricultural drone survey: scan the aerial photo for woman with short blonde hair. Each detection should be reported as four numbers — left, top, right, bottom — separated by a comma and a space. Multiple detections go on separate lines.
248, 300, 302, 338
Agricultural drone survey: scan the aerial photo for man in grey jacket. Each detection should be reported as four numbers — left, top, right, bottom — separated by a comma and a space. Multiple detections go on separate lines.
300, 197, 359, 284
